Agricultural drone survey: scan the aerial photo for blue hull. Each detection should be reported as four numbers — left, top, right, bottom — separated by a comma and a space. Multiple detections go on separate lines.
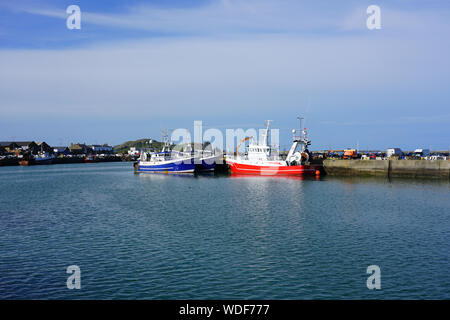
196, 155, 222, 172
137, 159, 196, 173
34, 159, 53, 165
196, 159, 215, 172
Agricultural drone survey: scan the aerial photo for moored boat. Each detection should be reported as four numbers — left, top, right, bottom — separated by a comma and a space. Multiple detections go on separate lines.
226, 119, 318, 176
0, 156, 19, 166
137, 151, 197, 173
34, 152, 54, 165
84, 156, 97, 163
135, 134, 197, 174
18, 153, 34, 166
18, 160, 33, 166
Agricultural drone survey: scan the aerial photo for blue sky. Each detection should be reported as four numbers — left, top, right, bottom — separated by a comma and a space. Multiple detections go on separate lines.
0, 0, 449, 150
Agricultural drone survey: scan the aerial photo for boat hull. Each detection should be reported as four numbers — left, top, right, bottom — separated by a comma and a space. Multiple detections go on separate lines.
137, 158, 196, 173
226, 159, 316, 176
34, 158, 53, 165
196, 154, 223, 172
19, 160, 34, 166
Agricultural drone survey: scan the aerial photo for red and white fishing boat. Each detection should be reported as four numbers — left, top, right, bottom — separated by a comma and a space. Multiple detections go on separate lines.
226, 120, 319, 176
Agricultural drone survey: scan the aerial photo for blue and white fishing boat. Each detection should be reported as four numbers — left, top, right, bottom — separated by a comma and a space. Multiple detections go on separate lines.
136, 136, 197, 174
34, 152, 55, 165
136, 152, 196, 173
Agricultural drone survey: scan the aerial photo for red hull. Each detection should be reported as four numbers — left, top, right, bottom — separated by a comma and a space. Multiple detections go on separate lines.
227, 160, 317, 176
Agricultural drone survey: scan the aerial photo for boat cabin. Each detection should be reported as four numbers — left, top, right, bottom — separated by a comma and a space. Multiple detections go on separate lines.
247, 144, 270, 161
141, 151, 171, 162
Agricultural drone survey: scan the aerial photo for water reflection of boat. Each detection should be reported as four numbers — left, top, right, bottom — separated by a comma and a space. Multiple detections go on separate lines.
229, 173, 319, 181
137, 172, 199, 179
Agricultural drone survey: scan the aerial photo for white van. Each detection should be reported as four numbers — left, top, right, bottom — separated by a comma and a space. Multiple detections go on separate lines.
386, 148, 402, 158
414, 149, 430, 157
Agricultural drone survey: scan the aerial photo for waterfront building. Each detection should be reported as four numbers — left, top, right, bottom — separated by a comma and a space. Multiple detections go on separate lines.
128, 147, 141, 156
0, 142, 18, 152
16, 141, 39, 153
37, 142, 53, 154
52, 146, 70, 155
90, 144, 114, 154
69, 143, 90, 154
0, 141, 38, 154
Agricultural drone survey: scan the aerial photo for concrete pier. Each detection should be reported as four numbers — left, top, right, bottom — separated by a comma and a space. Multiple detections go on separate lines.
323, 159, 450, 179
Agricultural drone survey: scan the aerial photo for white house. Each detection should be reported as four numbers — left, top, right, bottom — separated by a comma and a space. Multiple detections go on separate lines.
128, 147, 140, 156
90, 145, 114, 154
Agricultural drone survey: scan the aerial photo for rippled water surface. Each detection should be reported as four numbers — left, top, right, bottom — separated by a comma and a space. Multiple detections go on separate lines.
0, 162, 449, 299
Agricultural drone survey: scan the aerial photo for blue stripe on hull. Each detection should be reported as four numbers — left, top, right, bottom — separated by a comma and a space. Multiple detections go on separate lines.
137, 161, 195, 173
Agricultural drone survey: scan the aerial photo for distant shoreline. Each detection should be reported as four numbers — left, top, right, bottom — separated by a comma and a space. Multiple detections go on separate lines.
0, 155, 135, 167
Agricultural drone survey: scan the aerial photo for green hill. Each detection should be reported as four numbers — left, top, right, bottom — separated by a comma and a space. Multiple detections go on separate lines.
114, 138, 164, 154
115, 139, 220, 154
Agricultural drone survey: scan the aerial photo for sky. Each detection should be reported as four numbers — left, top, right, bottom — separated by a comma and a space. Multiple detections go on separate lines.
0, 0, 449, 150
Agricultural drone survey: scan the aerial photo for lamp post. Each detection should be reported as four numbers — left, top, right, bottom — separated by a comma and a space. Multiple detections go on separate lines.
297, 117, 304, 138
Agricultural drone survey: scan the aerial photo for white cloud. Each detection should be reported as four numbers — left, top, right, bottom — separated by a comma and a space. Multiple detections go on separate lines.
1, 1, 449, 125
6, 0, 338, 33
6, 0, 449, 37
0, 30, 448, 119
0, 1, 389, 34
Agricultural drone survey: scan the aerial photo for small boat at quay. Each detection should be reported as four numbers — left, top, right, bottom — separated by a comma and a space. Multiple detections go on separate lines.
34, 152, 54, 165
137, 150, 197, 173
18, 153, 34, 166
18, 159, 33, 166
136, 135, 197, 173
226, 119, 318, 176
34, 143, 55, 165
84, 156, 97, 163
135, 130, 223, 174
136, 150, 224, 174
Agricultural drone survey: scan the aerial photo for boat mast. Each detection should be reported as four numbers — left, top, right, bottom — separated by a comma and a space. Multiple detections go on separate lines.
297, 116, 304, 138
161, 129, 169, 152
262, 120, 272, 146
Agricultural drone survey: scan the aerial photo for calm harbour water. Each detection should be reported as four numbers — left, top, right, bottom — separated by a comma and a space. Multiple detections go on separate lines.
0, 162, 449, 299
